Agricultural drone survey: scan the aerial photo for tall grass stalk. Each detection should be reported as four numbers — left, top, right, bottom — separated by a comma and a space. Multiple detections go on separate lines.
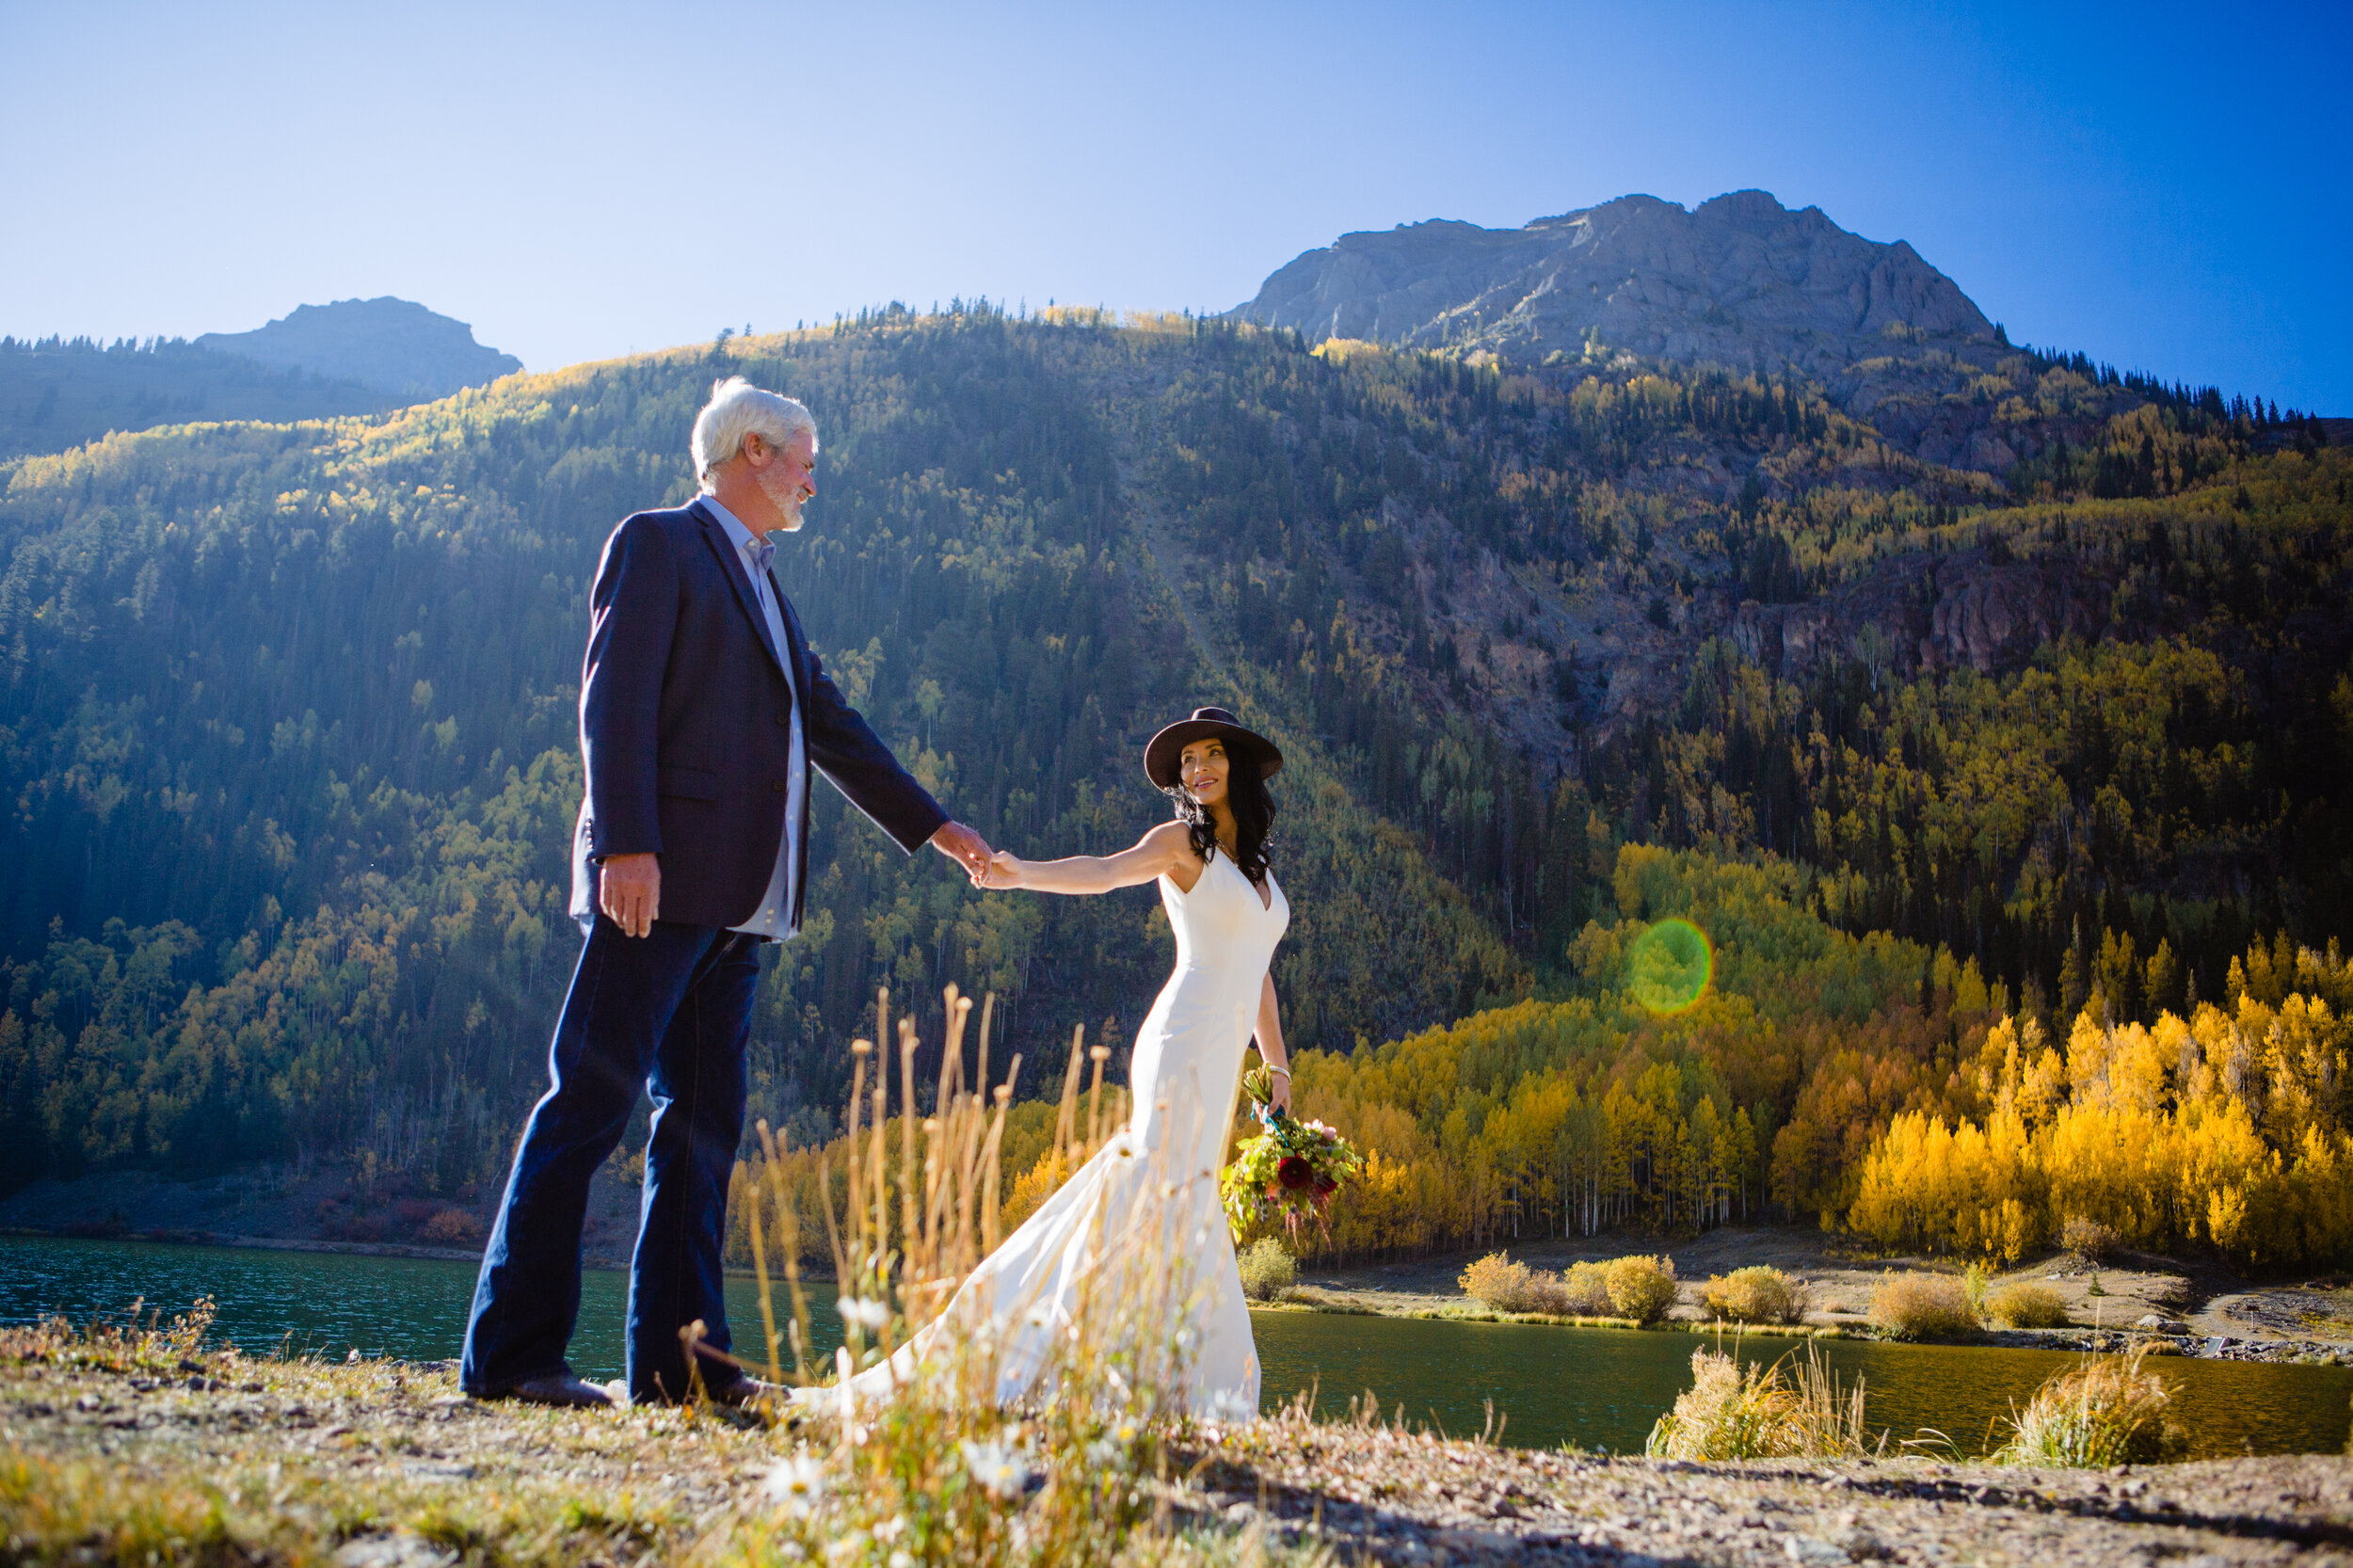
1646, 1340, 1870, 1461
705, 984, 1229, 1567
1991, 1344, 2190, 1467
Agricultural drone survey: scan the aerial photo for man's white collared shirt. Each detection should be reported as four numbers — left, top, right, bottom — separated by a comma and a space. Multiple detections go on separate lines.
703, 493, 805, 939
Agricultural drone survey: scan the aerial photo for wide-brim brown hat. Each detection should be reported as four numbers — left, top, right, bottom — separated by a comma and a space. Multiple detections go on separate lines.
1144, 707, 1283, 791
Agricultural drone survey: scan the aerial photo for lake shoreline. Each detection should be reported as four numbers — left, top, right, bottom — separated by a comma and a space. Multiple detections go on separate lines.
1278, 1224, 2353, 1366
1265, 1290, 2353, 1366
9, 1217, 2352, 1365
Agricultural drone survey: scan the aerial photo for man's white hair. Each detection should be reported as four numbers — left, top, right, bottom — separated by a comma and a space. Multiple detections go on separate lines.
692, 376, 818, 488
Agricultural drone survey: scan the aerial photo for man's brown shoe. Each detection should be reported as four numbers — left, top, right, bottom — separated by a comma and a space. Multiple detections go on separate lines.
499, 1374, 615, 1408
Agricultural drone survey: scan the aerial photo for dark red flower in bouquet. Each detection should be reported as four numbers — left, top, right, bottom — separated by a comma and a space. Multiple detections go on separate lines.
1312, 1176, 1338, 1197
1276, 1156, 1316, 1191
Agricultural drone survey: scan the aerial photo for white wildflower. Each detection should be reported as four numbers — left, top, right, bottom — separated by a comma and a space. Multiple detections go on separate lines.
762, 1454, 826, 1517
824, 1528, 868, 1562
835, 1296, 891, 1332
831, 1347, 871, 1445
959, 1436, 1032, 1499
1085, 1427, 1137, 1469
1206, 1387, 1257, 1423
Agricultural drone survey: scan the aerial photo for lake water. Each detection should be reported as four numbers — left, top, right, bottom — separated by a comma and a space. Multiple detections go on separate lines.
3, 1235, 2345, 1459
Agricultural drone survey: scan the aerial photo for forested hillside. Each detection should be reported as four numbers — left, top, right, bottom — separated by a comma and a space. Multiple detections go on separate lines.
3, 301, 2346, 1264
0, 336, 391, 459
3, 299, 520, 460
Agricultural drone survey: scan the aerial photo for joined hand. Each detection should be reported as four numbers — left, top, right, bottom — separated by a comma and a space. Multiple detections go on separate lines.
929, 820, 994, 884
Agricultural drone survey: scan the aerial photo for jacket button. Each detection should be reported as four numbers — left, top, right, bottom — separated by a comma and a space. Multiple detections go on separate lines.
776, 713, 789, 727
771, 781, 786, 793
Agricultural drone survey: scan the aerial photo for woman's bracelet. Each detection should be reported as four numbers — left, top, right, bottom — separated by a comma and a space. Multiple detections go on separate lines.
1269, 1066, 1291, 1079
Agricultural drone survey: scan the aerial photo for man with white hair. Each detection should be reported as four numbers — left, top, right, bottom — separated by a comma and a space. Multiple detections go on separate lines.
460, 376, 993, 1408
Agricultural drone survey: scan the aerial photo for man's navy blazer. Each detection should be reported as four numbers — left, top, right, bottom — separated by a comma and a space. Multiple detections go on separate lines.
567, 498, 947, 931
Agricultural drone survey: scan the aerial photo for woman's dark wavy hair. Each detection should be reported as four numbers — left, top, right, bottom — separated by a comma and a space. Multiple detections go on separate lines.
1162, 744, 1277, 887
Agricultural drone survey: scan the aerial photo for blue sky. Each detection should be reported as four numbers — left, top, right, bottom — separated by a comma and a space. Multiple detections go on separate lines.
5, 1, 2345, 409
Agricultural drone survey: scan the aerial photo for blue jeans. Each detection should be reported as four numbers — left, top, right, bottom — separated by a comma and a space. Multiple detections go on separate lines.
461, 916, 762, 1402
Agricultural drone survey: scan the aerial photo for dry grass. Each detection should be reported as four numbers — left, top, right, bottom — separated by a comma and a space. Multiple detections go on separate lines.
2061, 1215, 2122, 1265
1644, 1343, 1869, 1460
1871, 1272, 1978, 1340
1457, 1253, 1567, 1315
0, 1330, 1325, 1568
0, 1322, 753, 1568
1700, 1266, 1808, 1325
1604, 1255, 1679, 1324
1559, 1261, 1613, 1316
1457, 1254, 1675, 1323
1984, 1282, 2073, 1329
1456, 1256, 1619, 1319
1992, 1344, 2192, 1466
1237, 1238, 1298, 1302
714, 988, 1231, 1567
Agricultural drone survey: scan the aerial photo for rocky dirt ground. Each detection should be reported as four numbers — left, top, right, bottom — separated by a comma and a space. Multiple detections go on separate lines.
1182, 1411, 2353, 1566
1295, 1229, 2353, 1365
1, 1337, 2346, 1567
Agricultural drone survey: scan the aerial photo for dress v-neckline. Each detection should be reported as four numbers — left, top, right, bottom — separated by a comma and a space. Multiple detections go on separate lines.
1168, 851, 1273, 913
1217, 850, 1273, 914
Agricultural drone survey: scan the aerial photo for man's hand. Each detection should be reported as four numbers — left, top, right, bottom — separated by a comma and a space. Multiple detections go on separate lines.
929, 821, 993, 883
599, 853, 661, 937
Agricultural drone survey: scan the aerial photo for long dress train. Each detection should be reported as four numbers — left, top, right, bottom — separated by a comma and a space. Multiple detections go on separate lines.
815, 850, 1288, 1416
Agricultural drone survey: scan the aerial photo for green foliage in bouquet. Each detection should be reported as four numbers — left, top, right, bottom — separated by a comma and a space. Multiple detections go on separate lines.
1219, 1066, 1364, 1242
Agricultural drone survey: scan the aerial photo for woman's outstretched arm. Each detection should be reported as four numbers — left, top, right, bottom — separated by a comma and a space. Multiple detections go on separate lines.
982, 820, 1199, 896
1255, 971, 1291, 1114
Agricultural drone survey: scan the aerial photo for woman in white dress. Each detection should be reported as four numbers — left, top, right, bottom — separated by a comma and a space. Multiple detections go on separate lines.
819, 706, 1292, 1416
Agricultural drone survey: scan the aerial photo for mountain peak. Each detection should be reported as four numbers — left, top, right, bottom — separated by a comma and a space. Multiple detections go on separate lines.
196, 297, 520, 399
1235, 190, 1993, 370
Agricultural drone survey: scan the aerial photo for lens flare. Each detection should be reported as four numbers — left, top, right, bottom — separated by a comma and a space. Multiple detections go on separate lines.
1627, 918, 1713, 1014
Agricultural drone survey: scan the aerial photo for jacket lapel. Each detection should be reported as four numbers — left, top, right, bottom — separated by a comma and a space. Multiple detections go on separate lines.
776, 591, 813, 715
777, 580, 816, 933
689, 499, 789, 679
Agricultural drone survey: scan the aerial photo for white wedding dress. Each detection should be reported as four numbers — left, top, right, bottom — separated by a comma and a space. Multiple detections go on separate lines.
821, 849, 1288, 1416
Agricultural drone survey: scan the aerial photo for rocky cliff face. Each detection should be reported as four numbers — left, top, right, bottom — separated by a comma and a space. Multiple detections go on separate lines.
198, 297, 520, 399
1234, 190, 1995, 375
1729, 551, 2110, 683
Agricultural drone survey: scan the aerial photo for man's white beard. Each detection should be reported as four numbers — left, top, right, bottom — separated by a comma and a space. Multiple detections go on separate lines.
757, 467, 808, 532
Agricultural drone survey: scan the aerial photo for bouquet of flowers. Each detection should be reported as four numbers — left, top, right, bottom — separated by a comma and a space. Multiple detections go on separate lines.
1219, 1065, 1364, 1242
